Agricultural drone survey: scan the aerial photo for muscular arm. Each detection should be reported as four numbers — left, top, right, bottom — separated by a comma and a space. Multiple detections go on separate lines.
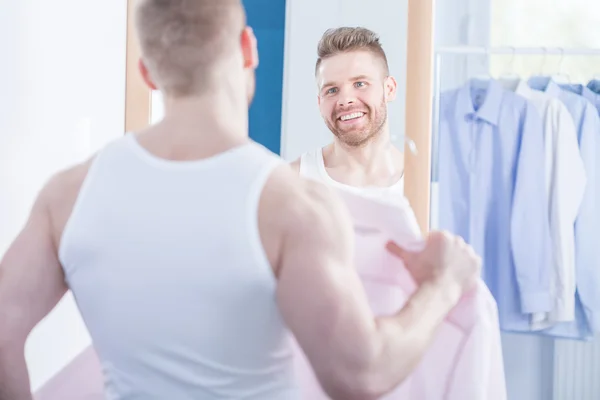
0, 164, 88, 400
271, 173, 461, 400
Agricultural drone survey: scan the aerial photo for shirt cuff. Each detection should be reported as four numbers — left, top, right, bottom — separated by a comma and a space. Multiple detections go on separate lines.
520, 291, 552, 313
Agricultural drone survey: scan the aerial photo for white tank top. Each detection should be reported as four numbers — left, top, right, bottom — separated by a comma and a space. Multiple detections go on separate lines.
299, 147, 405, 198
59, 134, 299, 400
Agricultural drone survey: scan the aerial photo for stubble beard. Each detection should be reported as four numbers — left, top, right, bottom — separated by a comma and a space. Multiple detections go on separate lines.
326, 98, 387, 148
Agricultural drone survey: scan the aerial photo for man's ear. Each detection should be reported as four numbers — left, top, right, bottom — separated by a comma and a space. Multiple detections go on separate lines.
384, 76, 398, 102
241, 26, 259, 69
138, 59, 158, 91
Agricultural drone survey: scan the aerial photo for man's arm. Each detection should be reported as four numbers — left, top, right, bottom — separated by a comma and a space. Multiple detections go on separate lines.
270, 173, 473, 400
0, 167, 84, 400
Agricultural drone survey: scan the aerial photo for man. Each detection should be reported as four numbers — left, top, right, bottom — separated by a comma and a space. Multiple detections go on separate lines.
291, 27, 404, 196
0, 2, 480, 399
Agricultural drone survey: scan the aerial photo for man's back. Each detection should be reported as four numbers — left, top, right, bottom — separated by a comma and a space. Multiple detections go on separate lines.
57, 134, 298, 399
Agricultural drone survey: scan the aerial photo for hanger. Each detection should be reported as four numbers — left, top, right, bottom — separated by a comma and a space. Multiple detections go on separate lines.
471, 48, 493, 88
551, 48, 571, 84
496, 47, 521, 91
538, 47, 548, 76
498, 47, 519, 80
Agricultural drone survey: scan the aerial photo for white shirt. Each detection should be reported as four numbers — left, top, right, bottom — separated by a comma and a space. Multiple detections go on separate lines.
500, 78, 587, 329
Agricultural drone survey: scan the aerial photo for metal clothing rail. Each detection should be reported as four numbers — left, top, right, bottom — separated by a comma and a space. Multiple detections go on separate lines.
435, 46, 600, 56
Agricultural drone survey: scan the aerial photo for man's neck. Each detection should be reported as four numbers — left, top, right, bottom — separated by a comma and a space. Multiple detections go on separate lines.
323, 129, 404, 188
135, 89, 250, 161
161, 90, 249, 143
330, 130, 397, 172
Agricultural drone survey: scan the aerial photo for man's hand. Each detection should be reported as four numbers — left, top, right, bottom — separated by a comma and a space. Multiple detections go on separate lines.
386, 230, 481, 300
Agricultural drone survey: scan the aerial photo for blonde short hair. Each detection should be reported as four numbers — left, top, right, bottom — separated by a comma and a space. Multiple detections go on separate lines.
315, 27, 390, 76
135, 0, 245, 97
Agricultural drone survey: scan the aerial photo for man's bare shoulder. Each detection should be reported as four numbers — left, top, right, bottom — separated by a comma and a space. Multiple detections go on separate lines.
40, 157, 96, 245
258, 163, 353, 275
266, 164, 350, 227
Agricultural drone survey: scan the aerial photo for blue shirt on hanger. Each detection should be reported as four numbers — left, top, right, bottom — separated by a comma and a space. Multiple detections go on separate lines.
561, 83, 600, 114
585, 80, 600, 112
528, 77, 600, 340
437, 78, 553, 332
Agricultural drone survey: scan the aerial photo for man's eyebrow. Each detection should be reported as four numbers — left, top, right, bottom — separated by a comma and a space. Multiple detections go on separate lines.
320, 81, 337, 90
320, 75, 371, 91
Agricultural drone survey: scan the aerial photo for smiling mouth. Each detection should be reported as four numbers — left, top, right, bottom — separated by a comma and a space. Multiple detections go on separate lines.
338, 112, 366, 122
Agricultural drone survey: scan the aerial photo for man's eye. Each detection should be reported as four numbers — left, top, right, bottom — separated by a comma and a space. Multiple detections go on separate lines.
355, 81, 366, 88
327, 87, 338, 95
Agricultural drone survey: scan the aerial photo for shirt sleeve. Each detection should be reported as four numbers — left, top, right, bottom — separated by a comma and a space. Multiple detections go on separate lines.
510, 100, 554, 313
573, 103, 600, 332
550, 101, 586, 321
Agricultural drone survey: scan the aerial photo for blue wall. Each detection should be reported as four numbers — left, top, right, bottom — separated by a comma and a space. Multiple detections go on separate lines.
243, 0, 286, 155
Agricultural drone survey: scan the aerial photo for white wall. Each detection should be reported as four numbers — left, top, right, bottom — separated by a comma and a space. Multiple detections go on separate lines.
281, 0, 408, 161
0, 0, 127, 391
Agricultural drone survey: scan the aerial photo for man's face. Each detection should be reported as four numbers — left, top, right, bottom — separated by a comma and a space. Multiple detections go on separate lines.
317, 51, 397, 147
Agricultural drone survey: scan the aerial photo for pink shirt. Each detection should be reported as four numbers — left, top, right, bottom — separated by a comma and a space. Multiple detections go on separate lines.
34, 189, 506, 400
292, 189, 507, 400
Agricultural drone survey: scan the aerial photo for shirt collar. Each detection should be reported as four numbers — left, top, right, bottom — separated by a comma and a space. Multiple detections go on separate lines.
528, 76, 563, 97
588, 79, 600, 94
559, 83, 598, 103
586, 80, 600, 112
514, 79, 536, 98
456, 79, 504, 126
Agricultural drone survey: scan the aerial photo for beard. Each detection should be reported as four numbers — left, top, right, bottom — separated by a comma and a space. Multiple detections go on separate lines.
324, 97, 387, 148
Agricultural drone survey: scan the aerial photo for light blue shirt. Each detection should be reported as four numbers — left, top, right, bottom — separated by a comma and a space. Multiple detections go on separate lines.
437, 79, 553, 332
528, 77, 600, 340
586, 80, 600, 112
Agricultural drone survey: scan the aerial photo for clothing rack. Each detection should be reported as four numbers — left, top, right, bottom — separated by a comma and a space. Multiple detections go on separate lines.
435, 46, 600, 56
428, 46, 600, 186
431, 46, 600, 121
429, 45, 600, 400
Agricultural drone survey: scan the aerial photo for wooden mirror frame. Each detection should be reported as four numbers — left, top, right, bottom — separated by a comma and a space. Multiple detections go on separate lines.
404, 0, 435, 234
125, 0, 151, 133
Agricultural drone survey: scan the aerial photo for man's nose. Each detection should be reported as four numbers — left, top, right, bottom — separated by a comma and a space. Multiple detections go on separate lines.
337, 95, 356, 107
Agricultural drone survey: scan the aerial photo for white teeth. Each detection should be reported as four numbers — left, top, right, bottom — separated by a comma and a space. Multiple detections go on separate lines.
340, 112, 364, 121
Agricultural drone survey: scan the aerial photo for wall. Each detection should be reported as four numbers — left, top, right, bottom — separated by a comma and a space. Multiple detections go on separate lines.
280, 0, 409, 160
245, 0, 287, 155
0, 0, 127, 391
